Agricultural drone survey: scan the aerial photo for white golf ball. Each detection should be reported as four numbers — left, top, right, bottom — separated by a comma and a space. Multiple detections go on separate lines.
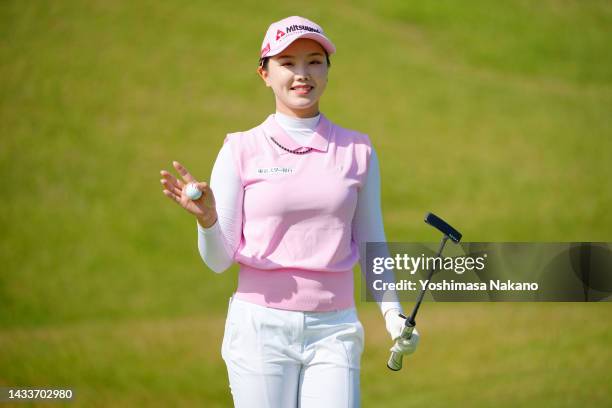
185, 182, 202, 200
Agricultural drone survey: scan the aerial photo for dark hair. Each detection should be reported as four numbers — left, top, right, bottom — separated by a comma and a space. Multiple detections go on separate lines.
258, 50, 331, 70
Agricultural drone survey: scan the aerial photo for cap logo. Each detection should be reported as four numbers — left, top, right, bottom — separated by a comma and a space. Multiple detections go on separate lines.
261, 42, 270, 57
275, 29, 285, 41
286, 24, 321, 34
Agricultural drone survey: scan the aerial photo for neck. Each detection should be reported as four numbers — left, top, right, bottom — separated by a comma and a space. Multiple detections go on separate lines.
275, 110, 320, 133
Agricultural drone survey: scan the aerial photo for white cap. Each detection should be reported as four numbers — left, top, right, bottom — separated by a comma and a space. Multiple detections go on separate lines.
260, 15, 336, 58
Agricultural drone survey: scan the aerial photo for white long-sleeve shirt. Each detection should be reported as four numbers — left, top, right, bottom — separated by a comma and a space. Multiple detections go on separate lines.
197, 111, 402, 316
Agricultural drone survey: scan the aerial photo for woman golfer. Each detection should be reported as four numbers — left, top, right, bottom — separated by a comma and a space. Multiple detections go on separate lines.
160, 15, 419, 407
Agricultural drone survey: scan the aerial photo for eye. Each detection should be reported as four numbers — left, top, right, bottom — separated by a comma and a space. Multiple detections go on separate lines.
281, 62, 293, 66
310, 60, 322, 64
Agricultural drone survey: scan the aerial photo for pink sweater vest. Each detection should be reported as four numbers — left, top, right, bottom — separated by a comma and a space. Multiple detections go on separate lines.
224, 113, 372, 311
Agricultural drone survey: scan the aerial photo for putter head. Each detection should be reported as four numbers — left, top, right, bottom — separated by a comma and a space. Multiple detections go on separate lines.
425, 212, 462, 243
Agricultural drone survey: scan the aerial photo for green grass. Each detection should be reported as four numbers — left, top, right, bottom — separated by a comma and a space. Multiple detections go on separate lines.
1, 0, 611, 406
1, 304, 610, 407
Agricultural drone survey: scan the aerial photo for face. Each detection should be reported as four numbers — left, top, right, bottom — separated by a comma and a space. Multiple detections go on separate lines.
257, 38, 329, 118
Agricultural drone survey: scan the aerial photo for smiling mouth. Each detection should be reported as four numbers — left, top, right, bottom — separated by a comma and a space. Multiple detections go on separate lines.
291, 86, 313, 94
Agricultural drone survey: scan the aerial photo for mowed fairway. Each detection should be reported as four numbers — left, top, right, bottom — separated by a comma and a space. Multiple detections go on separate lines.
1, 1, 611, 407
1, 303, 610, 407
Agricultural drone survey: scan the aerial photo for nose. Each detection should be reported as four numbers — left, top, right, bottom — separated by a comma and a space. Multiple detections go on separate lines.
295, 71, 310, 81
294, 63, 311, 80
296, 75, 310, 84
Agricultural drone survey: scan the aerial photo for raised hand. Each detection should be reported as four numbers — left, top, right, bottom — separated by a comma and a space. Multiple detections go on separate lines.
160, 160, 218, 228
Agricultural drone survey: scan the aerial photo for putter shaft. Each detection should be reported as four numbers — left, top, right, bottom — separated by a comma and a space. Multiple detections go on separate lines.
387, 212, 462, 371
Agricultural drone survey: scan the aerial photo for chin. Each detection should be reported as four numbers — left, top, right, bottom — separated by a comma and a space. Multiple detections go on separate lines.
290, 102, 315, 109
291, 96, 318, 105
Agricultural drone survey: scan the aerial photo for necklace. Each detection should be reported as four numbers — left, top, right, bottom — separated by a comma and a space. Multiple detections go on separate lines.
270, 136, 313, 155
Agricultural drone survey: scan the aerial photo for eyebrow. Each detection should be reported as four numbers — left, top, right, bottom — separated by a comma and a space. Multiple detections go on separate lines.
277, 52, 324, 59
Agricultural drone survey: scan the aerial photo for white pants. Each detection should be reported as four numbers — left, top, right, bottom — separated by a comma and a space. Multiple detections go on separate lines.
221, 295, 365, 408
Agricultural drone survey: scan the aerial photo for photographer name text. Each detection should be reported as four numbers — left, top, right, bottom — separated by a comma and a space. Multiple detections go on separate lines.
372, 279, 539, 291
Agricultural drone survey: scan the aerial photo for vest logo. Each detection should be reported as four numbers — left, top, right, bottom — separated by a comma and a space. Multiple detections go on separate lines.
275, 29, 285, 41
257, 166, 294, 175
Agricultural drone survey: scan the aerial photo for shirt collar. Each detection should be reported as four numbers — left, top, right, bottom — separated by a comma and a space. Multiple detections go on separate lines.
263, 112, 331, 155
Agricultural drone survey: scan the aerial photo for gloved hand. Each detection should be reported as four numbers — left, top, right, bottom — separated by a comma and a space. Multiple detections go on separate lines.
384, 308, 420, 355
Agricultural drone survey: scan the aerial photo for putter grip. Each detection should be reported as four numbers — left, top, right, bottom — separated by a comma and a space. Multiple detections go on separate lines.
387, 351, 403, 371
387, 325, 414, 371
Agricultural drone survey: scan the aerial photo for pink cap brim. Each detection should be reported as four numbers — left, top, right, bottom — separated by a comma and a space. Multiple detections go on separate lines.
266, 32, 336, 57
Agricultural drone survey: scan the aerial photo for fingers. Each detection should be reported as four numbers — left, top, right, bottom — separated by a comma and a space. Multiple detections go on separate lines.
162, 187, 181, 205
160, 162, 210, 207
160, 169, 184, 191
160, 168, 184, 204
172, 160, 195, 183
160, 175, 182, 196
390, 338, 417, 355
197, 181, 211, 194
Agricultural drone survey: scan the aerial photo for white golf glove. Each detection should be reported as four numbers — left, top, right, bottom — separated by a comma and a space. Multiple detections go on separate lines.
384, 308, 420, 355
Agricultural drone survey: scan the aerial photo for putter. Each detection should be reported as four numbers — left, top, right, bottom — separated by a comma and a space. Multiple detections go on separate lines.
387, 212, 462, 371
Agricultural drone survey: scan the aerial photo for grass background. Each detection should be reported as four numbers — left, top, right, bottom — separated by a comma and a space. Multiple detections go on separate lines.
1, 0, 611, 406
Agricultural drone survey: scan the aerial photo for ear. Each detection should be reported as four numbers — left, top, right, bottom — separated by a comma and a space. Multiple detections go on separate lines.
257, 66, 271, 87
